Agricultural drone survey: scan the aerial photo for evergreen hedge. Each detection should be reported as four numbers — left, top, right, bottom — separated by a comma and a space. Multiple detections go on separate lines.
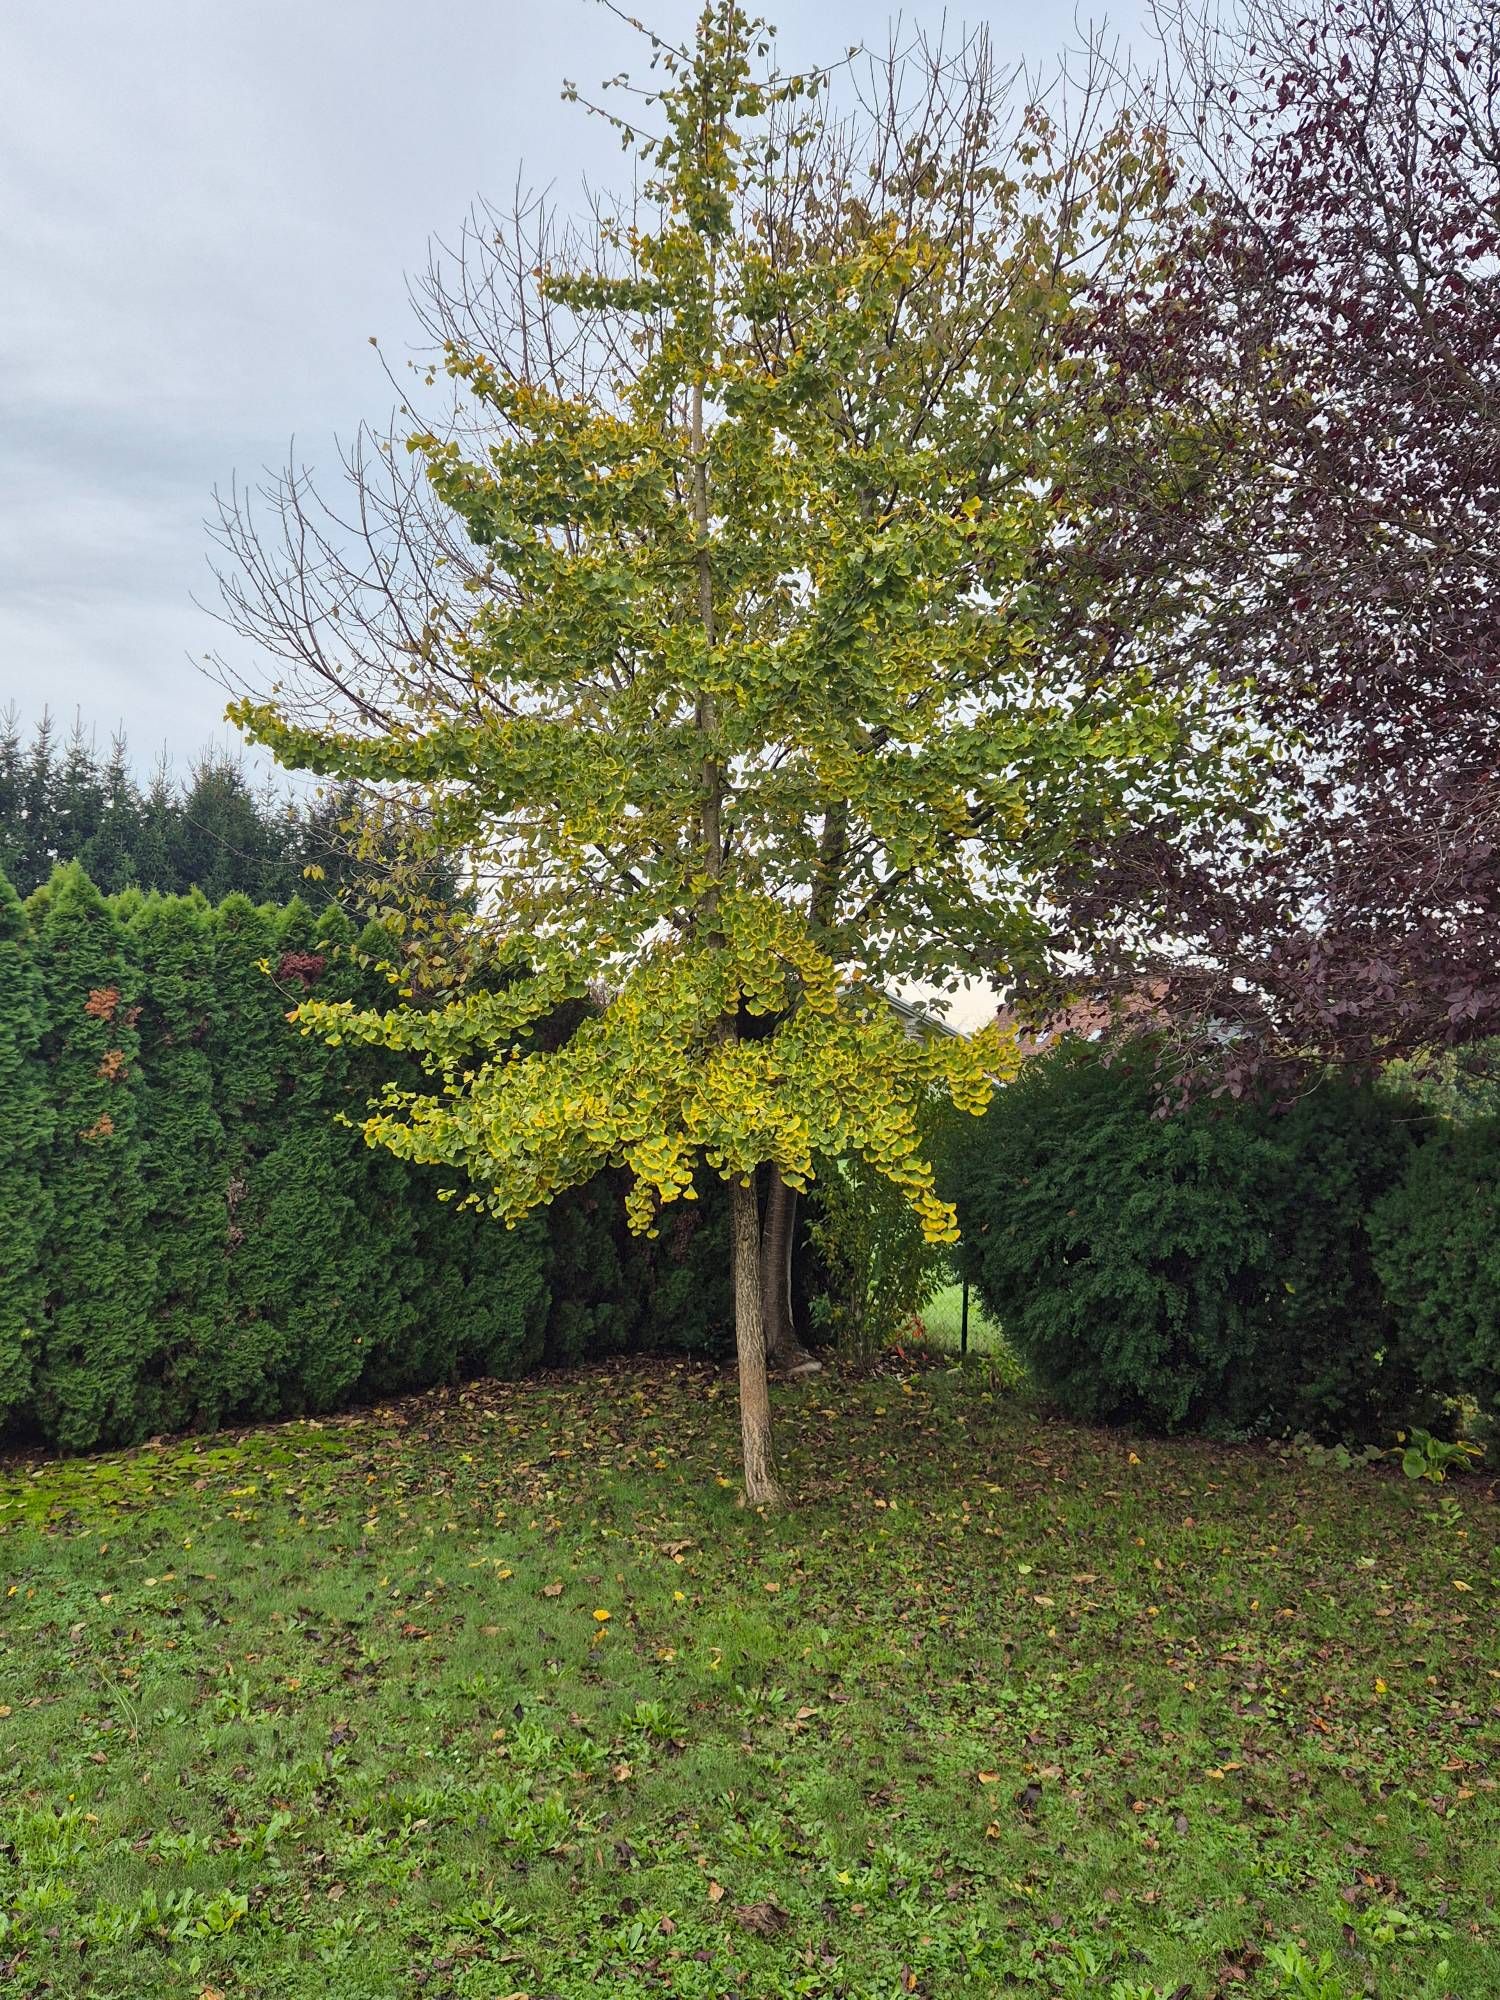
0, 869, 50, 1432
0, 863, 732, 1456
29, 865, 157, 1452
1369, 1118, 1500, 1420
943, 1039, 1426, 1437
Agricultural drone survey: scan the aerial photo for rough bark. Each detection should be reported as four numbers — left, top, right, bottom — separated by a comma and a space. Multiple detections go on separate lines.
731, 1172, 784, 1507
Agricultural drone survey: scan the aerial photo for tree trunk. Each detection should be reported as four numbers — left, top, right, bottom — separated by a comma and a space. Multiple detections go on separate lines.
760, 1166, 821, 1376
731, 1173, 783, 1507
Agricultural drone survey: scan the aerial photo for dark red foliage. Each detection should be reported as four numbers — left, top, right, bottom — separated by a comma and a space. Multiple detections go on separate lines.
1041, 0, 1500, 1079
275, 950, 327, 990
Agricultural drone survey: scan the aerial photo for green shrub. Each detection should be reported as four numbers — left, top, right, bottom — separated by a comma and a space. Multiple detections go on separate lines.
29, 864, 157, 1451
131, 891, 229, 1431
1369, 1117, 1500, 1419
639, 1174, 733, 1354
805, 1150, 947, 1360
544, 1172, 647, 1365
209, 892, 301, 1420
449, 1211, 552, 1380
1248, 1078, 1428, 1438
542, 1167, 732, 1364
0, 868, 50, 1435
944, 1040, 1421, 1436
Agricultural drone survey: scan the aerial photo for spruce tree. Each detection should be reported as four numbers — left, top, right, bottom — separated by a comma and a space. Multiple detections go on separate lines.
52, 717, 106, 870
82, 733, 144, 893
172, 756, 292, 905
0, 710, 26, 885
130, 758, 179, 894
30, 863, 156, 1451
17, 712, 56, 894
0, 867, 51, 1433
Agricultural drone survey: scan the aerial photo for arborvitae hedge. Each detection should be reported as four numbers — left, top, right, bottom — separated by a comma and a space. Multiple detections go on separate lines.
0, 862, 742, 1456
239, 899, 388, 1416
131, 891, 228, 1432
210, 891, 299, 1421
0, 870, 50, 1432
943, 1039, 1427, 1438
28, 864, 157, 1452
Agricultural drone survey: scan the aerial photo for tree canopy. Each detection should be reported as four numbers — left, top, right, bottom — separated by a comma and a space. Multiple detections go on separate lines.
224, 5, 1252, 1498
1032, 0, 1500, 1084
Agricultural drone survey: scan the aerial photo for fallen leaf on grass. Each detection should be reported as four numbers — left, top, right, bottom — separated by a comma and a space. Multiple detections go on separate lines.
734, 1899, 791, 1937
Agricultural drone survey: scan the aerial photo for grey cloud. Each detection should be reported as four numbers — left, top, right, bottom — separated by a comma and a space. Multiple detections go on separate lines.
0, 0, 1149, 769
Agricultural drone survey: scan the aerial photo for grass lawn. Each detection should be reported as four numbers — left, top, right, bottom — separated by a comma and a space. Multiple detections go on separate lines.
1, 1360, 1496, 1999
916, 1283, 1013, 1365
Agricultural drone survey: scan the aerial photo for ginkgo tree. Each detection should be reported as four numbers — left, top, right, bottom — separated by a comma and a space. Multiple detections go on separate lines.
226, 5, 1244, 1503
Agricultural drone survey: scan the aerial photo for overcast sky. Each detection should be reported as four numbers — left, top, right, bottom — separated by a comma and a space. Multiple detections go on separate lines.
0, 0, 1149, 775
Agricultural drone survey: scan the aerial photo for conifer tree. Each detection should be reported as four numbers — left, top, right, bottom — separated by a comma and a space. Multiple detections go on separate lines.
131, 891, 230, 1428
171, 755, 293, 904
29, 863, 156, 1451
130, 759, 177, 895
291, 902, 414, 1407
52, 716, 107, 870
210, 891, 309, 1415
0, 867, 51, 1434
333, 918, 452, 1396
82, 734, 143, 893
0, 712, 26, 885
219, 900, 382, 1413
18, 712, 56, 892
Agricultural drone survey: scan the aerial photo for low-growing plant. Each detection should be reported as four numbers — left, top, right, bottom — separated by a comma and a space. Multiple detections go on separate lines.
805, 1147, 949, 1361
1396, 1427, 1484, 1484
